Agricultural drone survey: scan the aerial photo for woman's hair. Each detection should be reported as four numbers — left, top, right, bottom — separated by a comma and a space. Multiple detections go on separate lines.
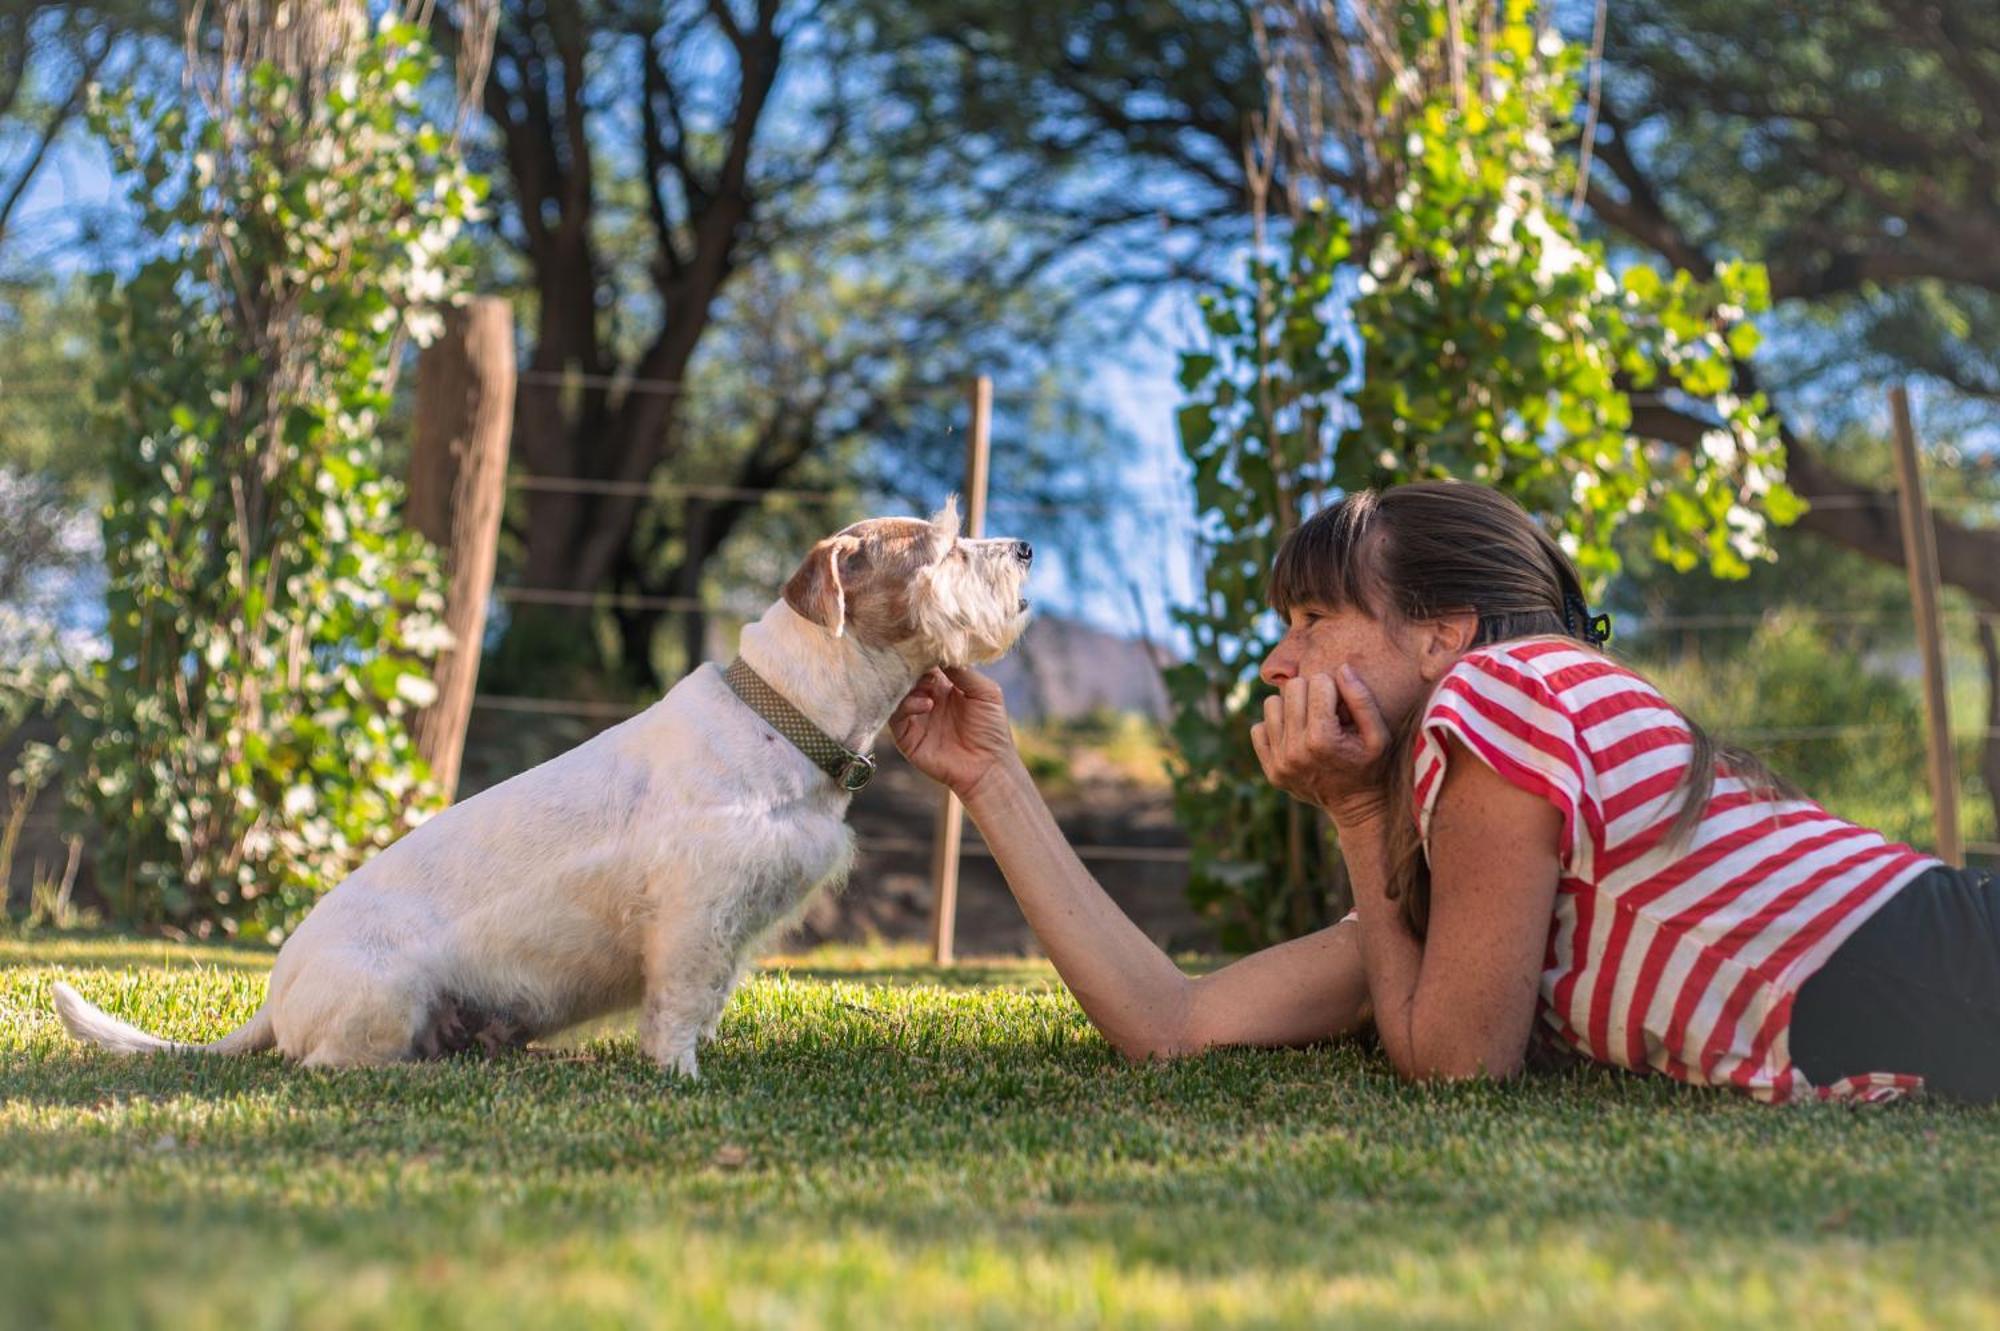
1267, 481, 1794, 935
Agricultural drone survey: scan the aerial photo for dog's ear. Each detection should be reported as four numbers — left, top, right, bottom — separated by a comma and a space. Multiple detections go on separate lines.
929, 495, 962, 543
784, 534, 861, 635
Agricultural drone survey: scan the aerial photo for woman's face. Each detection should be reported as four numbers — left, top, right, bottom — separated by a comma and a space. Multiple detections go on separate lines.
1258, 600, 1464, 731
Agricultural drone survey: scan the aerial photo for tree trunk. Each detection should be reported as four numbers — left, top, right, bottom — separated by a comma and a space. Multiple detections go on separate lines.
675, 497, 710, 677
406, 298, 517, 801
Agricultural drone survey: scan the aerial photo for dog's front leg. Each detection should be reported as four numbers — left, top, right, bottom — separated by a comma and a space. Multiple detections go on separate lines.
638, 927, 740, 1080
702, 959, 747, 1045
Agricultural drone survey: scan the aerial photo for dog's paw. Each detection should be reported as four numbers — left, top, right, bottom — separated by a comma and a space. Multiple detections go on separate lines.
650, 1044, 700, 1081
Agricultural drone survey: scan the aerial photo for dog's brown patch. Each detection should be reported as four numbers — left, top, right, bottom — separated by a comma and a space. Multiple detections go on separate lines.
782, 517, 942, 647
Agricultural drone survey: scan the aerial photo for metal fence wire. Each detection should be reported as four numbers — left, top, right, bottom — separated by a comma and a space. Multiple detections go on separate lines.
467, 460, 2000, 872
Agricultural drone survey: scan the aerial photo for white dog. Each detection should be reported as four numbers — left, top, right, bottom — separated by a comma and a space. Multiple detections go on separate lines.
54, 500, 1031, 1075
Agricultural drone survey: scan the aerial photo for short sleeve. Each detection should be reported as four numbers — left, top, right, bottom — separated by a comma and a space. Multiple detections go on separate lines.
1412, 649, 1593, 870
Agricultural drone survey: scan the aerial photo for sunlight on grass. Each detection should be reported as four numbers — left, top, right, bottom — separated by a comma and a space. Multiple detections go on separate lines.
4, 935, 1998, 1329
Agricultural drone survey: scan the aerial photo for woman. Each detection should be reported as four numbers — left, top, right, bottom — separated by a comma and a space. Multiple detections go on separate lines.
890, 481, 2000, 1103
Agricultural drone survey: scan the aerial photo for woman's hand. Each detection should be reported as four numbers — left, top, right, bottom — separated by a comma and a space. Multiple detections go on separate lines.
890, 666, 1019, 801
1250, 664, 1393, 830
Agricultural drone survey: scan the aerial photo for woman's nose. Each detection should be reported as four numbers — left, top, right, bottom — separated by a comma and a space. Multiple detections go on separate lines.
1259, 646, 1292, 686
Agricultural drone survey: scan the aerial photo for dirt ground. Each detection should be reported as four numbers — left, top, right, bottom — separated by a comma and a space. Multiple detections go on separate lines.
786, 745, 1215, 956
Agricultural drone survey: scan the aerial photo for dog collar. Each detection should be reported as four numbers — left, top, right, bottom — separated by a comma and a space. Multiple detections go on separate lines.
722, 657, 877, 793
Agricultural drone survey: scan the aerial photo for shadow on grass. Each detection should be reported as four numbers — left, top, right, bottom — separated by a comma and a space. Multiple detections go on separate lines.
767, 963, 1061, 990
0, 933, 275, 974
4, 936, 1061, 990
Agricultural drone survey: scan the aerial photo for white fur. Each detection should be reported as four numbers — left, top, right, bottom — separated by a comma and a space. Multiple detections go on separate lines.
53, 505, 1030, 1076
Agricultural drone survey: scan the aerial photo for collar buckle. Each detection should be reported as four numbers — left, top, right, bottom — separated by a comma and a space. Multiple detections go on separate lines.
836, 753, 876, 792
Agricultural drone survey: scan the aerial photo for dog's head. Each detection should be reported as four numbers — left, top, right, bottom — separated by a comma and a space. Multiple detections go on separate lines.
782, 498, 1032, 666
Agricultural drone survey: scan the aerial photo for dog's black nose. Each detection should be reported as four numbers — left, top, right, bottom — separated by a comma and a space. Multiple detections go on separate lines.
1014, 540, 1033, 565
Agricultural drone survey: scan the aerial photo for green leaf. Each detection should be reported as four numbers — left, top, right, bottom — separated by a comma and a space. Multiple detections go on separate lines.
1623, 265, 1663, 303
1177, 403, 1216, 451
1762, 482, 1806, 526
1177, 354, 1217, 392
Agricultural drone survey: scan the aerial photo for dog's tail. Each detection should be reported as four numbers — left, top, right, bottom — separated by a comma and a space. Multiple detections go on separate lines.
51, 981, 275, 1057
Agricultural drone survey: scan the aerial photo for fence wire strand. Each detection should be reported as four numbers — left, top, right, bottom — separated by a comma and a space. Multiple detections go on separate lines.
8, 368, 1998, 862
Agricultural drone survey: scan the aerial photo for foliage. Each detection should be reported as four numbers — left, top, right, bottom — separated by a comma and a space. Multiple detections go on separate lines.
1639, 617, 1933, 847
1168, 0, 1795, 948
0, 282, 107, 663
0, 279, 105, 486
8, 939, 2000, 1329
33, 21, 482, 939
1599, 0, 2000, 316
1590, 0, 2000, 594
868, 0, 1261, 264
1168, 214, 1355, 949
1011, 708, 1174, 797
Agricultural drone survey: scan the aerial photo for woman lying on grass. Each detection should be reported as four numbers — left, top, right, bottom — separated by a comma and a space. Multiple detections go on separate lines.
891, 480, 2000, 1104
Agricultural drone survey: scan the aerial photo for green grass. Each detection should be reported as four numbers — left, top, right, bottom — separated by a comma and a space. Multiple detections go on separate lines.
3, 935, 1998, 1329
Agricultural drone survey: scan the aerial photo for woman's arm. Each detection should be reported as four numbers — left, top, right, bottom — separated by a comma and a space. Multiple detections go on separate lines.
1252, 667, 1560, 1081
1337, 749, 1558, 1080
895, 667, 1371, 1060
965, 758, 1372, 1059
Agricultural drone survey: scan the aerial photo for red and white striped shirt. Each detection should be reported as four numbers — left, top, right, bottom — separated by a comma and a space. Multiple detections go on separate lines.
1411, 638, 1937, 1103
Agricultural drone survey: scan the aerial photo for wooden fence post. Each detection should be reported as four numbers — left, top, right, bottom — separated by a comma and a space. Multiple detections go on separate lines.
1889, 384, 1963, 865
930, 375, 993, 965
407, 298, 516, 801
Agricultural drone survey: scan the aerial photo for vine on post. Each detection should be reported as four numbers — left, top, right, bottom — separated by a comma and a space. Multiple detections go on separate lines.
36, 17, 485, 940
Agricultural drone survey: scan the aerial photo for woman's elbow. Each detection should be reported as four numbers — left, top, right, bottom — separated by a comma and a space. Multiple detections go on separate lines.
1115, 1034, 1211, 1064
1108, 1016, 1199, 1064
1101, 988, 1202, 1064
1390, 1037, 1525, 1085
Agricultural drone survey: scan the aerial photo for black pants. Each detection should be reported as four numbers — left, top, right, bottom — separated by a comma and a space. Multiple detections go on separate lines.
1790, 864, 2000, 1103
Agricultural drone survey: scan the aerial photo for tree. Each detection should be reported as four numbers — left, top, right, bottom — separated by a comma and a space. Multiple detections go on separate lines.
421, 0, 1267, 694
1590, 0, 2000, 832
1168, 0, 1786, 946
867, 0, 1266, 269
0, 281, 103, 663
1, 4, 178, 681
421, 0, 876, 689
1587, 0, 2000, 595
0, 1, 177, 263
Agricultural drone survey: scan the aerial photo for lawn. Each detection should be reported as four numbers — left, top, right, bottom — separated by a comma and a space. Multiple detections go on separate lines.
3, 935, 1997, 1329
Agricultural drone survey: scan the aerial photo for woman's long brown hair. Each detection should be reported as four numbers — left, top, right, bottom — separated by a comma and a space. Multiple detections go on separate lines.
1267, 482, 1795, 936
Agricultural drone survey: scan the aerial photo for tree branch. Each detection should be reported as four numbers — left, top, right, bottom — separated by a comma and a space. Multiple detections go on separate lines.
635, 17, 695, 279
1583, 103, 1713, 278
0, 26, 113, 247
1629, 397, 2000, 608
706, 0, 745, 52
